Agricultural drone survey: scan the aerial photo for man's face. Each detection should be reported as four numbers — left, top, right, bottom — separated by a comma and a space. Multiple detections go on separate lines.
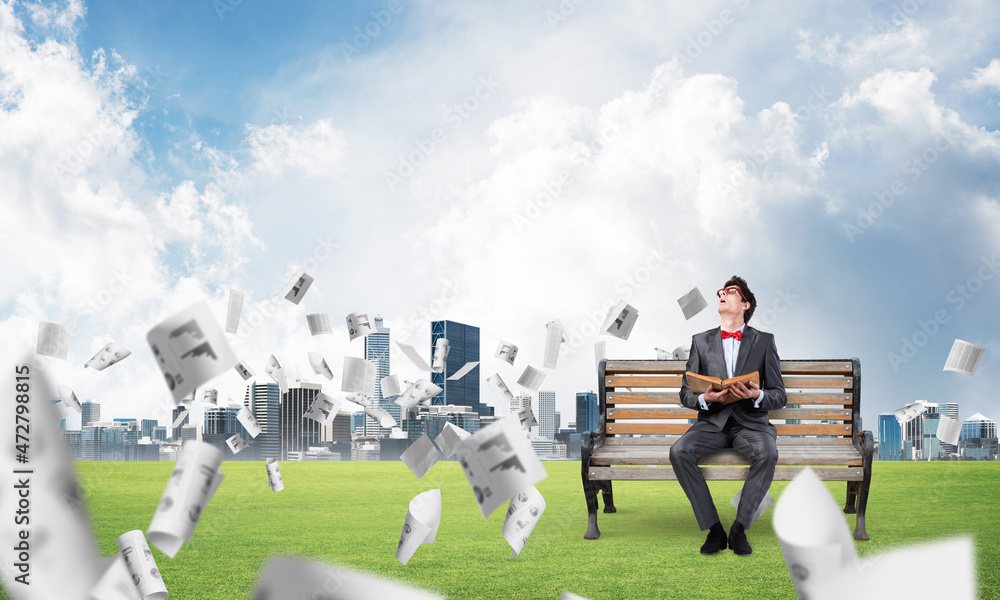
717, 285, 749, 321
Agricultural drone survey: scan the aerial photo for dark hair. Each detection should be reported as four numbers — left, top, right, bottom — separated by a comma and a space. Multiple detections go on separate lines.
724, 275, 756, 324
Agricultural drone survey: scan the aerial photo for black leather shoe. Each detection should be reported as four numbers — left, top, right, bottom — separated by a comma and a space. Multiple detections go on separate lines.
700, 523, 727, 555
728, 522, 752, 556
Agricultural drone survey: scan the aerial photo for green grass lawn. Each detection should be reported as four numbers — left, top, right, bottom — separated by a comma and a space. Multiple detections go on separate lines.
4, 461, 999, 599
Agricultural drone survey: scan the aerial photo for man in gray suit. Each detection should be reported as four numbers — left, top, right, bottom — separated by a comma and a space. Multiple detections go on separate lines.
670, 275, 786, 556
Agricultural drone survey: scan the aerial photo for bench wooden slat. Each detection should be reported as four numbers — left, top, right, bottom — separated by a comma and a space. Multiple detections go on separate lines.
607, 407, 853, 420
606, 422, 853, 436
603, 436, 857, 446
588, 466, 866, 481
605, 360, 854, 375
607, 392, 853, 405
591, 447, 863, 467
605, 375, 853, 389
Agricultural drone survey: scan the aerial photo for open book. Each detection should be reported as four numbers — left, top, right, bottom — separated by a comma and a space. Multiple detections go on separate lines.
685, 371, 759, 398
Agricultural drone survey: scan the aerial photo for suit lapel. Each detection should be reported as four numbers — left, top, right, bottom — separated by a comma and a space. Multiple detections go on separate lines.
734, 326, 757, 376
706, 327, 728, 380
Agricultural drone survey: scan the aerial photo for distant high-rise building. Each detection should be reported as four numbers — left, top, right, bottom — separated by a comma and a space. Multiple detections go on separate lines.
81, 401, 101, 427
903, 401, 937, 455
576, 391, 599, 434
365, 316, 397, 437
921, 414, 941, 460
555, 411, 561, 432
281, 380, 322, 460
937, 402, 959, 455
181, 424, 203, 444
878, 413, 902, 461
961, 413, 998, 441
141, 419, 158, 438
537, 390, 556, 440
204, 406, 245, 436
171, 406, 188, 440
350, 412, 366, 434
244, 382, 281, 460
322, 412, 353, 444
430, 320, 487, 416
152, 426, 167, 442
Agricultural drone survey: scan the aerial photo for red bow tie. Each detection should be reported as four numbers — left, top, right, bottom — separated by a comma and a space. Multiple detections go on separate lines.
721, 330, 742, 341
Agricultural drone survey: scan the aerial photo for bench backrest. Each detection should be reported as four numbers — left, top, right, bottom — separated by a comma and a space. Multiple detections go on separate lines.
598, 359, 861, 441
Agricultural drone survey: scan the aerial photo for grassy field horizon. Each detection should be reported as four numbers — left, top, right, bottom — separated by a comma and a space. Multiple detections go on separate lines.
2, 461, 997, 599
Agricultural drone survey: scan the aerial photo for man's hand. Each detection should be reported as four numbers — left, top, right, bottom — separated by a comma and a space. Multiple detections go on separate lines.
727, 380, 761, 401
704, 388, 731, 403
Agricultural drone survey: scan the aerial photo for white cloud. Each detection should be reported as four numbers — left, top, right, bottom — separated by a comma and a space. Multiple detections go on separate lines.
796, 21, 933, 74
962, 58, 1000, 92
244, 118, 348, 179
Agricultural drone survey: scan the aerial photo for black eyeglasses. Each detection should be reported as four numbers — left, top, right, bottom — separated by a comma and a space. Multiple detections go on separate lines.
716, 286, 745, 301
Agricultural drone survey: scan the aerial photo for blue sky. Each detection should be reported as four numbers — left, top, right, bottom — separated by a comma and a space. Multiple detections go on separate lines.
3, 0, 1000, 434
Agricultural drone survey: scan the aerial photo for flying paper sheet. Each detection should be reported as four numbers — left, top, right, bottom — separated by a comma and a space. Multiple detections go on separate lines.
87, 555, 142, 600
116, 530, 168, 600
281, 269, 314, 305
304, 393, 341, 425
306, 312, 333, 336
396, 379, 443, 410
672, 345, 690, 360
395, 342, 432, 372
543, 319, 565, 369
364, 405, 397, 428
397, 489, 441, 565
516, 406, 538, 430
237, 406, 262, 438
495, 340, 518, 366
730, 488, 775, 528
893, 402, 928, 425
944, 339, 985, 376
0, 352, 103, 600
655, 347, 671, 360
342, 357, 376, 397
148, 441, 224, 558
486, 373, 515, 403
391, 427, 407, 439
201, 388, 219, 406
308, 352, 334, 381
601, 299, 638, 340
594, 341, 605, 372
170, 409, 190, 430
434, 422, 471, 458
265, 354, 288, 395
84, 341, 131, 371
147, 300, 239, 404
234, 359, 255, 380
774, 467, 974, 600
447, 361, 479, 381
455, 416, 548, 520
678, 286, 708, 320
937, 416, 961, 446
346, 310, 375, 340
516, 365, 546, 391
400, 434, 442, 479
53, 398, 70, 421
58, 384, 83, 412
226, 433, 249, 455
226, 289, 245, 334
381, 374, 402, 397
503, 485, 546, 557
37, 321, 70, 360
250, 557, 443, 600
560, 594, 591, 600
266, 459, 284, 492
344, 392, 369, 408
432, 338, 450, 373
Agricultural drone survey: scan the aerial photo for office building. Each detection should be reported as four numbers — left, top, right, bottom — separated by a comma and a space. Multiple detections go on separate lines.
878, 413, 902, 461
281, 380, 323, 460
365, 316, 398, 437
430, 320, 489, 416
244, 382, 281, 460
322, 412, 353, 445
938, 402, 960, 454
537, 390, 556, 440
903, 400, 937, 457
921, 413, 941, 460
141, 419, 158, 438
555, 411, 560, 432
152, 426, 167, 442
204, 406, 244, 435
576, 391, 599, 434
960, 413, 997, 441
81, 401, 100, 427
171, 405, 189, 440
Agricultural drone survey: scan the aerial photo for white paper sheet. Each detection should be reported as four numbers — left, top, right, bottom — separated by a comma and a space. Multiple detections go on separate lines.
678, 287, 708, 320
503, 485, 546, 557
250, 557, 443, 600
516, 406, 537, 430
304, 393, 342, 425
486, 373, 515, 403
265, 354, 288, 395
937, 416, 961, 446
234, 359, 255, 380
495, 340, 518, 366
266, 459, 284, 491
115, 530, 167, 600
170, 409, 190, 430
601, 299, 638, 340
342, 357, 376, 397
281, 269, 314, 305
364, 405, 397, 428
400, 434, 442, 479
346, 310, 375, 341
381, 374, 402, 397
543, 320, 565, 369
397, 489, 441, 565
226, 289, 245, 334
306, 312, 333, 335
308, 352, 334, 380
147, 441, 224, 558
58, 384, 82, 413
672, 345, 690, 360
655, 347, 671, 360
455, 416, 548, 519
434, 422, 471, 458
730, 488, 775, 528
432, 338, 450, 373
395, 379, 443, 410
237, 406, 263, 438
893, 402, 928, 425
395, 342, 432, 372
86, 555, 142, 600
560, 594, 591, 600
944, 339, 985, 376
37, 321, 70, 360
201, 388, 219, 406
447, 361, 479, 380
146, 300, 239, 404
594, 341, 606, 372
226, 433, 249, 455
516, 365, 546, 391
84, 341, 131, 371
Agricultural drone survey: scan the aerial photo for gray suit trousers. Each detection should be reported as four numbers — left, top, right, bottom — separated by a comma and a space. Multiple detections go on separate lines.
668, 419, 777, 530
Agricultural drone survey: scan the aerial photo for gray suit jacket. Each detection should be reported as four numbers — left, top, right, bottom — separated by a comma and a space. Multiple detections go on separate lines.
679, 325, 787, 437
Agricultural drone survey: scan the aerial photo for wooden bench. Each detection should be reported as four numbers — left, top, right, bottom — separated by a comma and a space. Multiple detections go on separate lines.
581, 358, 873, 541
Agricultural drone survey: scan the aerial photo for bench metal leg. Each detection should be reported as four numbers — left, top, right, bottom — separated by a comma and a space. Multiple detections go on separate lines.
581, 433, 601, 540
853, 431, 874, 541
844, 481, 859, 514
600, 481, 617, 513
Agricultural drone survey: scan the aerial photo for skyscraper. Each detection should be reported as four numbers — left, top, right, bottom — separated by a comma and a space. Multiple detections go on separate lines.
878, 413, 902, 461
576, 391, 599, 434
204, 406, 244, 436
902, 400, 937, 456
81, 401, 101, 427
364, 316, 397, 437
937, 402, 959, 454
244, 382, 281, 460
281, 380, 322, 460
537, 390, 556, 440
921, 413, 941, 460
960, 413, 998, 441
141, 419, 158, 438
430, 320, 487, 415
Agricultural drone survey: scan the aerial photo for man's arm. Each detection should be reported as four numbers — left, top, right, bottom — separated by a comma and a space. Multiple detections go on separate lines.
754, 334, 786, 411
679, 335, 723, 410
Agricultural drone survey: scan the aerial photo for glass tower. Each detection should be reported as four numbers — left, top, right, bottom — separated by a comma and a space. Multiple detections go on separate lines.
364, 316, 398, 437
281, 381, 322, 459
244, 382, 281, 460
878, 413, 902, 461
576, 391, 599, 434
430, 320, 486, 415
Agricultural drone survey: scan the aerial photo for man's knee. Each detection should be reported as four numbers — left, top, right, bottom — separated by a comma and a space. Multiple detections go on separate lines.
669, 442, 689, 465
753, 441, 778, 464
